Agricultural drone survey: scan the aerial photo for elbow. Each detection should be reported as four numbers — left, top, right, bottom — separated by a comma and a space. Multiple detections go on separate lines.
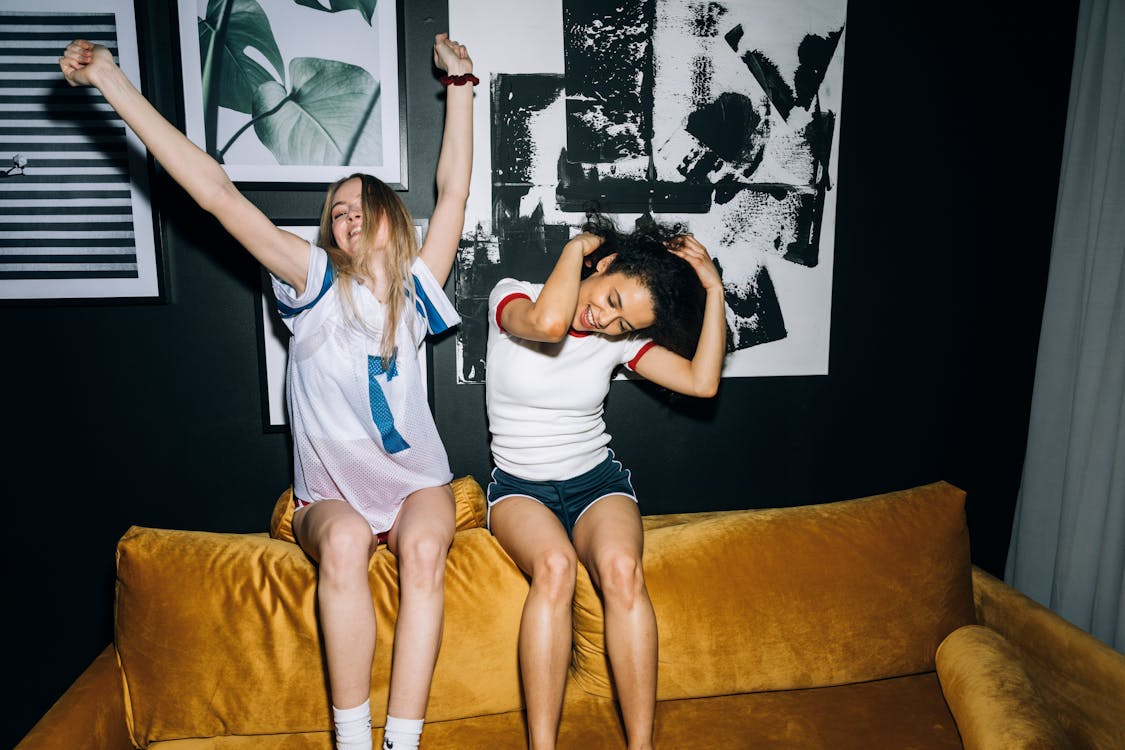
696, 383, 719, 399
531, 312, 570, 342
196, 175, 239, 216
694, 378, 720, 399
434, 173, 470, 206
539, 320, 570, 342
439, 185, 470, 206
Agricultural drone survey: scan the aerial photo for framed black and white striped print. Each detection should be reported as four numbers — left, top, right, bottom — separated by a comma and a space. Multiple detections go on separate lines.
0, 1, 161, 301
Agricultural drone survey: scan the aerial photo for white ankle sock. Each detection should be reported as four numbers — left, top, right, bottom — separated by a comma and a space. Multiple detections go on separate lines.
381, 715, 423, 749
333, 700, 372, 750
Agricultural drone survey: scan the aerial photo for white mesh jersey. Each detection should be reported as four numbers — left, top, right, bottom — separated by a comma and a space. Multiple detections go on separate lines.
272, 243, 460, 532
486, 278, 654, 482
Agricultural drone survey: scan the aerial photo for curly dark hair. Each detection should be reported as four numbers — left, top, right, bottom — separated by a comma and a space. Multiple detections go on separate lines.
579, 210, 708, 359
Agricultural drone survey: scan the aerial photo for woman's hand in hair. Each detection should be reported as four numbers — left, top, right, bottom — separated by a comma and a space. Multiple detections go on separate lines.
669, 234, 722, 292
566, 232, 605, 257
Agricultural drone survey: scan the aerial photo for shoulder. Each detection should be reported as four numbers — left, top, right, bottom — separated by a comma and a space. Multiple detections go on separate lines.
488, 278, 539, 309
272, 242, 334, 315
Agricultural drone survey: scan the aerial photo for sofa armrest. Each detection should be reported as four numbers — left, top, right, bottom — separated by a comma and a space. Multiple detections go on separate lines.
972, 566, 1125, 749
936, 624, 1071, 749
16, 644, 134, 750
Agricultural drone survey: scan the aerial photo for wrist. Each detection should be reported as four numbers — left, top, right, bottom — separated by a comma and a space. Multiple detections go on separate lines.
439, 72, 479, 87
449, 59, 473, 76
85, 60, 119, 91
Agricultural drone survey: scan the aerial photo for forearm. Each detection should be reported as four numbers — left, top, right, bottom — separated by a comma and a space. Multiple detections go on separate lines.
417, 39, 474, 285
686, 287, 727, 396
88, 61, 233, 215
515, 242, 585, 340
433, 76, 474, 206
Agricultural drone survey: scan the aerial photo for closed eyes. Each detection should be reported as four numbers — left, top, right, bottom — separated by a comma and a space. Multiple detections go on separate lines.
609, 290, 635, 333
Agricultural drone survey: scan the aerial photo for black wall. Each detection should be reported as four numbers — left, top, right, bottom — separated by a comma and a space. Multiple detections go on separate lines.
6, 1, 1078, 745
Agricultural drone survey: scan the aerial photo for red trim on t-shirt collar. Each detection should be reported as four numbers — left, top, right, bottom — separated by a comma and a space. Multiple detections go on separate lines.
496, 292, 531, 332
567, 329, 590, 338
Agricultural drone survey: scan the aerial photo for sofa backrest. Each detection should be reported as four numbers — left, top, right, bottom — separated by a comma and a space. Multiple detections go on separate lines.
570, 481, 976, 701
114, 477, 527, 747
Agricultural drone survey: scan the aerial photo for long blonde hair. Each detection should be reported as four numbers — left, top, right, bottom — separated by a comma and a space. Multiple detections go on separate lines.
317, 173, 419, 363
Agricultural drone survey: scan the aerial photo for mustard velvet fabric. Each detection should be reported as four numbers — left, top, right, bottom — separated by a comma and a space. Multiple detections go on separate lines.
15, 645, 133, 750
139, 674, 962, 750
115, 523, 526, 747
971, 567, 1125, 750
571, 481, 975, 700
269, 475, 487, 543
644, 672, 963, 750
935, 625, 1071, 750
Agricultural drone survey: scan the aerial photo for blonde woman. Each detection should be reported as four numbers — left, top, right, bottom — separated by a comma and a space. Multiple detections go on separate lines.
60, 33, 475, 750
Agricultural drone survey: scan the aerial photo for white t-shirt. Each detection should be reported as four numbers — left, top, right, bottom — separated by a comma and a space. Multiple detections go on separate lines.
272, 244, 459, 531
486, 278, 653, 482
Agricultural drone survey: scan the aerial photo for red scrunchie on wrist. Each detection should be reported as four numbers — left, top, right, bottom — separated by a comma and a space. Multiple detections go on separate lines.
439, 73, 480, 87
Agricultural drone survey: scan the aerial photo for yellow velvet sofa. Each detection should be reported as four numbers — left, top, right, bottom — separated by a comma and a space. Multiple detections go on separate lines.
18, 477, 1125, 749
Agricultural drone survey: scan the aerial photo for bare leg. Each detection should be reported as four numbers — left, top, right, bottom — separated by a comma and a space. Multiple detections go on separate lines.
384, 484, 456, 719
490, 496, 577, 750
292, 499, 381, 711
572, 496, 656, 750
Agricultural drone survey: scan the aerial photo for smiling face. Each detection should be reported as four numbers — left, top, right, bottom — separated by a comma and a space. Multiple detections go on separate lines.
572, 260, 656, 335
328, 176, 388, 256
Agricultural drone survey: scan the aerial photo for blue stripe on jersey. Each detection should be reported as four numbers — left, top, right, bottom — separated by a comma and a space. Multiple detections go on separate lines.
367, 354, 410, 454
412, 274, 452, 334
277, 262, 335, 319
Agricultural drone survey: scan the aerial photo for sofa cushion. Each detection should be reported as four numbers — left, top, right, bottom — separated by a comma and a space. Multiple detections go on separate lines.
115, 523, 526, 747
571, 481, 975, 700
135, 673, 964, 750
269, 475, 487, 543
936, 624, 1072, 749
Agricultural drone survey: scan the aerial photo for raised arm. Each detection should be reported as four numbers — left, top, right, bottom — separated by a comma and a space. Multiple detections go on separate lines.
59, 40, 310, 292
499, 233, 604, 342
418, 33, 474, 287
633, 235, 727, 397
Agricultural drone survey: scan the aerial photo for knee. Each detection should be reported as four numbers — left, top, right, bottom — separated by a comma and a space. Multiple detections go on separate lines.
530, 548, 577, 603
316, 518, 375, 587
596, 553, 646, 609
396, 531, 451, 590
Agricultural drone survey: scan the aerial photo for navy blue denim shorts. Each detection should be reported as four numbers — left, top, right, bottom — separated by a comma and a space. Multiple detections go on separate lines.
486, 450, 637, 537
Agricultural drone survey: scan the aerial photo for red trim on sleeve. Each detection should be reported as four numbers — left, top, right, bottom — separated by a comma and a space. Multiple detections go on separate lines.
626, 341, 657, 371
496, 292, 531, 332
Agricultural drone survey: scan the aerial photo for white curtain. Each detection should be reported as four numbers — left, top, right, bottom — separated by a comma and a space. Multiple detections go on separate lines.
1005, 0, 1125, 652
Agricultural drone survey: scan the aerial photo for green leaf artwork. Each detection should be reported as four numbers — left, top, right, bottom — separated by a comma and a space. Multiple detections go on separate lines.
252, 57, 383, 166
292, 0, 378, 26
198, 0, 285, 114
193, 0, 387, 170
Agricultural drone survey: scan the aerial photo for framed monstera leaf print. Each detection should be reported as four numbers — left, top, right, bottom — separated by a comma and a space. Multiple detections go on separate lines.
177, 0, 407, 187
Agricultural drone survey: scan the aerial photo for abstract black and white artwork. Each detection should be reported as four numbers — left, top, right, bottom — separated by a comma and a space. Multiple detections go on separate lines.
451, 0, 846, 381
0, 0, 160, 301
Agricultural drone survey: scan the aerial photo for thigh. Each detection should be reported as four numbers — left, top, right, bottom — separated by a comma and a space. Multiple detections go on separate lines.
292, 498, 378, 564
489, 495, 575, 576
571, 495, 643, 588
386, 483, 456, 554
